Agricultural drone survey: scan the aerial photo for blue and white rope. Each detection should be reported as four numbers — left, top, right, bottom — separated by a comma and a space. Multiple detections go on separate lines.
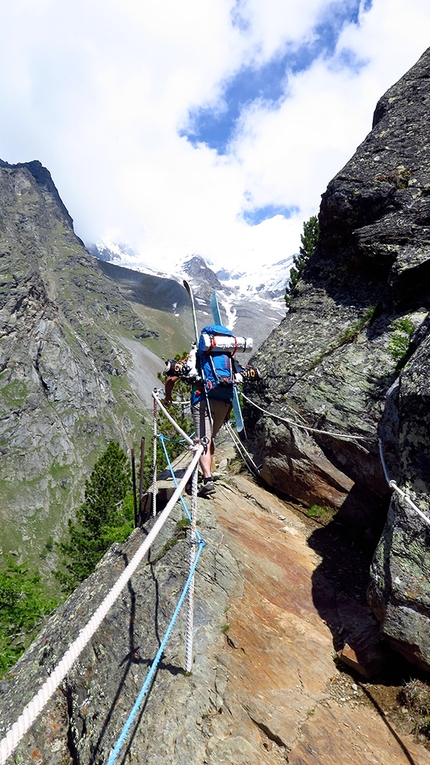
158, 434, 203, 543
106, 537, 206, 765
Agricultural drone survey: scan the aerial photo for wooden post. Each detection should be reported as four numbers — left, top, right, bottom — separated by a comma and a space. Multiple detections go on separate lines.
131, 449, 138, 528
139, 436, 146, 525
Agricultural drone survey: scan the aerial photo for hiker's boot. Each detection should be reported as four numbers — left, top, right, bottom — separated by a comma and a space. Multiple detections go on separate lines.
198, 479, 216, 498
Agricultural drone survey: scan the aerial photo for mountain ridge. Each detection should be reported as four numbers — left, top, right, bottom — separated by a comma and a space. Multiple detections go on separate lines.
0, 161, 155, 571
90, 248, 288, 354
89, 242, 292, 300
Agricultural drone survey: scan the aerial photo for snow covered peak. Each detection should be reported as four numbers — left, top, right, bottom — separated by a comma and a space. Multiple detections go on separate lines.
216, 256, 294, 299
87, 240, 291, 351
87, 240, 293, 298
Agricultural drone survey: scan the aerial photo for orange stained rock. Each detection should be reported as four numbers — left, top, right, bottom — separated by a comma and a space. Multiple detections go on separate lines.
208, 481, 430, 765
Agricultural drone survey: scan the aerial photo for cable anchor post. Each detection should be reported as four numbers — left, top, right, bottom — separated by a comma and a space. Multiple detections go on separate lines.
185, 445, 200, 674
152, 388, 158, 517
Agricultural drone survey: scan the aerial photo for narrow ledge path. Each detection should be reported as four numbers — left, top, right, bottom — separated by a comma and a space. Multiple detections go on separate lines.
1, 436, 429, 765
199, 457, 430, 765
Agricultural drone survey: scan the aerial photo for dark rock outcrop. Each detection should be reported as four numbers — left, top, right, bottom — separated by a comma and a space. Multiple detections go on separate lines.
96, 259, 189, 315
183, 255, 229, 299
248, 48, 430, 668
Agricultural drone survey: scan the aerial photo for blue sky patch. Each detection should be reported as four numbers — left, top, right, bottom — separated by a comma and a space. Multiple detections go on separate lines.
230, 0, 250, 32
242, 204, 300, 226
180, 0, 372, 154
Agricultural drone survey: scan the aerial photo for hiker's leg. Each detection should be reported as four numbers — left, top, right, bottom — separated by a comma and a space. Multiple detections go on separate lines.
199, 444, 213, 479
192, 399, 213, 478
210, 399, 230, 437
208, 399, 231, 472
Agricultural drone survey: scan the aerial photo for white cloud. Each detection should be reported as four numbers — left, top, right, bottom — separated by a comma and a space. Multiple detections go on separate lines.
231, 0, 337, 61
0, 0, 429, 273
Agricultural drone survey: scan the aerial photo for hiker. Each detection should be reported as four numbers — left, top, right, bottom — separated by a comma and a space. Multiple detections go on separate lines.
164, 323, 259, 497
164, 365, 232, 498
164, 325, 241, 497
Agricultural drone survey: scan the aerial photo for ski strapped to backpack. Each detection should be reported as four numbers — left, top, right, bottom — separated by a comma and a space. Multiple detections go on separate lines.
210, 289, 245, 433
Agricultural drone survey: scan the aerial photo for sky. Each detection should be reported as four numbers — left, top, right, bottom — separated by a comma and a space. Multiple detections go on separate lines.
0, 0, 429, 274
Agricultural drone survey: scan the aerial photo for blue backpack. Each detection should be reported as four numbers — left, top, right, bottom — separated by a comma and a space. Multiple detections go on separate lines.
192, 324, 235, 404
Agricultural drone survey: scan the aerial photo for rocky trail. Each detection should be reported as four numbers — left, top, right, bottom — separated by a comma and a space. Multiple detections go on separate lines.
198, 443, 430, 765
2, 433, 430, 764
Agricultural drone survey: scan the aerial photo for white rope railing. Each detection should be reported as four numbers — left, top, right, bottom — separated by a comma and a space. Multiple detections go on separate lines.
152, 389, 194, 446
378, 438, 430, 527
225, 422, 260, 476
0, 444, 203, 765
242, 392, 375, 442
243, 395, 430, 526
185, 466, 199, 674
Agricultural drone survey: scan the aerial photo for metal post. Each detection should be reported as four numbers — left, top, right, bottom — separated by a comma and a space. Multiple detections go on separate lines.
185, 454, 199, 674
131, 449, 138, 527
152, 389, 158, 517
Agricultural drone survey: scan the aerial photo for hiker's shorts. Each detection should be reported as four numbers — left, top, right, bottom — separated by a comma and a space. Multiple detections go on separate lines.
191, 397, 231, 442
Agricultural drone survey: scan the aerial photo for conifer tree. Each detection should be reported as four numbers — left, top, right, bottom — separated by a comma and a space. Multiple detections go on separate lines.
56, 441, 133, 593
285, 214, 320, 307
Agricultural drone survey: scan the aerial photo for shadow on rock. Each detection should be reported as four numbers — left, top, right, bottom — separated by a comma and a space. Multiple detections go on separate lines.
308, 515, 391, 678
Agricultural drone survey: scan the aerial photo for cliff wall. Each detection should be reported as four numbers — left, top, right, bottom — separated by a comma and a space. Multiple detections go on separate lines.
248, 48, 430, 668
0, 161, 154, 566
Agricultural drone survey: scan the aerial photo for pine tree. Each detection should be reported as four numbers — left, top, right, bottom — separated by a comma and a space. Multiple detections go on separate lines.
56, 441, 133, 593
285, 215, 320, 307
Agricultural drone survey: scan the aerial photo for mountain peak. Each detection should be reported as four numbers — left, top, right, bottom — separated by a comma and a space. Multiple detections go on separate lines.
182, 255, 231, 299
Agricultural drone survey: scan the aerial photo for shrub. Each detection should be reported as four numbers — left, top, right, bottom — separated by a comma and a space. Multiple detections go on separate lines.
307, 505, 334, 520
399, 678, 430, 738
389, 315, 414, 363
0, 558, 58, 676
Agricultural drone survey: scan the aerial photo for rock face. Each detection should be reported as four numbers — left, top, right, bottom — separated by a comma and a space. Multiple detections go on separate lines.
1, 453, 429, 765
0, 160, 155, 566
247, 49, 430, 668
96, 258, 190, 314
